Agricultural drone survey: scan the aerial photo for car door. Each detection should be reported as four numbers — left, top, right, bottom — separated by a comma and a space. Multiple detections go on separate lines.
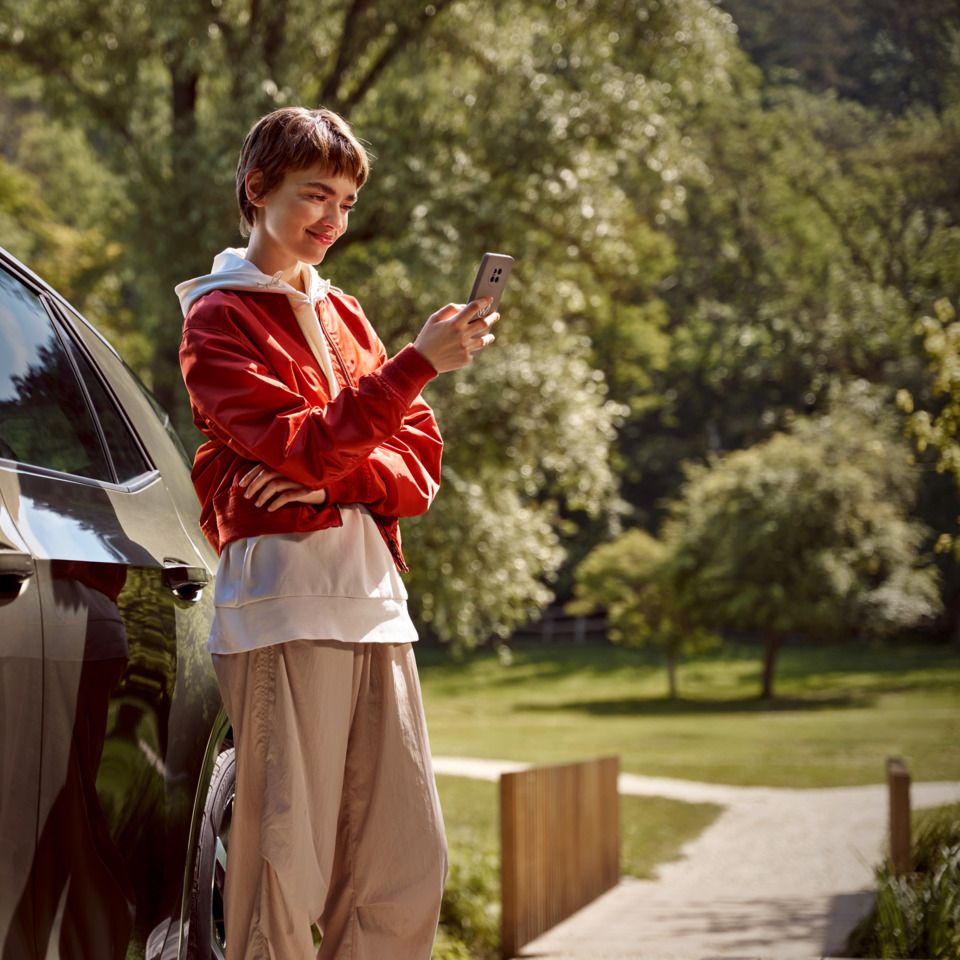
50, 293, 225, 959
0, 259, 215, 960
0, 483, 43, 958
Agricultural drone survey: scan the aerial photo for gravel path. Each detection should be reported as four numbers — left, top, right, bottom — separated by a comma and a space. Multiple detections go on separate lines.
432, 756, 960, 960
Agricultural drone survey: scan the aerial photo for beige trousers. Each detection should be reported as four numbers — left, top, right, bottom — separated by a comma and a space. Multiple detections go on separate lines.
212, 639, 448, 960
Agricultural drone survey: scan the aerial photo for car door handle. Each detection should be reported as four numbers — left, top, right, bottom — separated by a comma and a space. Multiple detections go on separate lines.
0, 550, 35, 603
162, 564, 210, 603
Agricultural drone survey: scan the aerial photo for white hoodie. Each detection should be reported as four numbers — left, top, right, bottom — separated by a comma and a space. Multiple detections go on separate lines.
176, 248, 417, 654
176, 246, 340, 400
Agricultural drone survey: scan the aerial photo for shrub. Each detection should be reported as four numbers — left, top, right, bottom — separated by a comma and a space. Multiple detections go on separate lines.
435, 849, 500, 960
846, 804, 960, 958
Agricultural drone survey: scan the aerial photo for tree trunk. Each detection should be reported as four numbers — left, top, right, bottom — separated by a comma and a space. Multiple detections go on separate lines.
153, 59, 200, 419
760, 630, 782, 700
666, 652, 678, 700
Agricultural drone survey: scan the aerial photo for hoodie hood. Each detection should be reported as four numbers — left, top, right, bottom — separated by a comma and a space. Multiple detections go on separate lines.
174, 247, 332, 317
176, 246, 340, 398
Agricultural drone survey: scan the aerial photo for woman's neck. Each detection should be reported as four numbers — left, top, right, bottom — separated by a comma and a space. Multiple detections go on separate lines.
244, 241, 305, 292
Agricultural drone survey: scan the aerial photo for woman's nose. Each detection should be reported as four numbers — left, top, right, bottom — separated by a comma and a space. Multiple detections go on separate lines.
321, 203, 344, 228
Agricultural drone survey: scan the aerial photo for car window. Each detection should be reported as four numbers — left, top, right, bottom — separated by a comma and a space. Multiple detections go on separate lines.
0, 267, 112, 480
60, 332, 152, 482
61, 303, 192, 469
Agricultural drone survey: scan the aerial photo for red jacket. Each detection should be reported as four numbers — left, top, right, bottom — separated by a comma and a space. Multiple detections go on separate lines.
178, 287, 442, 569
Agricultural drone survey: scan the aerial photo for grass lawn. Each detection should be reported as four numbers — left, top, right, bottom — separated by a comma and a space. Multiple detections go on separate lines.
418, 639, 960, 788
437, 774, 722, 882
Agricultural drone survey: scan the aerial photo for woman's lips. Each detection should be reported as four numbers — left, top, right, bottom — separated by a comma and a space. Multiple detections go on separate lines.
307, 229, 334, 245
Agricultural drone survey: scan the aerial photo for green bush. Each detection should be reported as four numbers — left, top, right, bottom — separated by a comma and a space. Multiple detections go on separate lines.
435, 849, 500, 960
846, 805, 960, 958
431, 927, 475, 960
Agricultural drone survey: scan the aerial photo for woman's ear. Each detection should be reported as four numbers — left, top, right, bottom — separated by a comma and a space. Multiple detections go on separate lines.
245, 169, 266, 208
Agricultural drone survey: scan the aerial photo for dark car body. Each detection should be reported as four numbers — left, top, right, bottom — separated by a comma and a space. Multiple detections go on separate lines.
0, 246, 229, 960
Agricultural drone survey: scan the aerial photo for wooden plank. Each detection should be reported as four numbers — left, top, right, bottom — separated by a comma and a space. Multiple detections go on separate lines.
500, 772, 518, 959
500, 757, 620, 959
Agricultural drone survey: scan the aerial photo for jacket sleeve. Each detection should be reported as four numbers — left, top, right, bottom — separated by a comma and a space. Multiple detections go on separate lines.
323, 393, 443, 517
179, 301, 437, 489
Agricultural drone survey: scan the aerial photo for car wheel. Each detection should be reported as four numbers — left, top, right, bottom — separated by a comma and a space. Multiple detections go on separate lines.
189, 746, 235, 960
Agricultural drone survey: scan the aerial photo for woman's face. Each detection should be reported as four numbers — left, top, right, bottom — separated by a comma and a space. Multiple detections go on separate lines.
246, 163, 359, 275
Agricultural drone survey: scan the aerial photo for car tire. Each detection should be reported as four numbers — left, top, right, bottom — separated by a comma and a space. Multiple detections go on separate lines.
188, 746, 235, 960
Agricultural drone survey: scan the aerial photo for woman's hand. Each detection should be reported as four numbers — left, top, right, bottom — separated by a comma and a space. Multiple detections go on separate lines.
413, 298, 499, 373
238, 465, 328, 512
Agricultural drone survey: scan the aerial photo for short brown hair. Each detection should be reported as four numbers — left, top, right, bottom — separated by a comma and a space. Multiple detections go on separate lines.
235, 107, 371, 237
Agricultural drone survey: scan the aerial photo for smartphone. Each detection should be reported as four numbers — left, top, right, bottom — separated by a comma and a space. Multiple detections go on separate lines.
468, 252, 514, 318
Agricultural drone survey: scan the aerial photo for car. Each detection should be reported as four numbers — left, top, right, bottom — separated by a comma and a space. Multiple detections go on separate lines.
0, 246, 233, 960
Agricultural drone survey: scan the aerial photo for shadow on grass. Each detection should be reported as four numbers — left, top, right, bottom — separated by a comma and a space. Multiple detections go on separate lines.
418, 639, 960, 698
512, 690, 875, 716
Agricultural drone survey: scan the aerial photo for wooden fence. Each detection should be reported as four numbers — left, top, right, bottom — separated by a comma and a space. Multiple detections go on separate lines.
510, 606, 608, 644
500, 756, 620, 959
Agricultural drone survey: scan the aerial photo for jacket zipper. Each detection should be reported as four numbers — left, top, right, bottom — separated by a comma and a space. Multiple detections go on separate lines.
317, 303, 356, 389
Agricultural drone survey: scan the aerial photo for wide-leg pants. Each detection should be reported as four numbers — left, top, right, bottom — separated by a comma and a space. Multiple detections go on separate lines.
212, 639, 448, 960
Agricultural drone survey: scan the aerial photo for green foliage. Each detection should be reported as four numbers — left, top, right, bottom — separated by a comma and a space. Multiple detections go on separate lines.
568, 528, 717, 696
663, 399, 941, 695
630, 82, 960, 532
433, 775, 500, 960
846, 804, 960, 959
0, 106, 148, 369
899, 300, 960, 557
719, 0, 960, 113
436, 851, 500, 960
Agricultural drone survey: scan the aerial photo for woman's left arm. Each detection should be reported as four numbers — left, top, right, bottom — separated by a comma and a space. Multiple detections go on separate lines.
242, 391, 443, 516
326, 395, 442, 516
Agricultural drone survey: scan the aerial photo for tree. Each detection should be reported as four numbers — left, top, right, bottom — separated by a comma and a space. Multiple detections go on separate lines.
568, 528, 716, 698
900, 300, 960, 499
718, 0, 960, 113
898, 299, 960, 631
663, 397, 941, 698
628, 83, 960, 509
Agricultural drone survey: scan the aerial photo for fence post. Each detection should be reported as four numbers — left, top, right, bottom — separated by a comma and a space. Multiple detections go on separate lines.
886, 756, 912, 876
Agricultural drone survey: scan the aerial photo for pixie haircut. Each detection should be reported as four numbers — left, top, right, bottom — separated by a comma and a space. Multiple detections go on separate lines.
235, 107, 370, 237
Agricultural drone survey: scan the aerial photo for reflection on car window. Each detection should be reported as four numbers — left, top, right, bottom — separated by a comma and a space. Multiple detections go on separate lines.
0, 268, 112, 480
61, 334, 152, 482
61, 303, 192, 468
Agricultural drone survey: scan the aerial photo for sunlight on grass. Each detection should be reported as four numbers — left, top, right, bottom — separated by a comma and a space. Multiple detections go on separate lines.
419, 640, 960, 787
436, 774, 722, 882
